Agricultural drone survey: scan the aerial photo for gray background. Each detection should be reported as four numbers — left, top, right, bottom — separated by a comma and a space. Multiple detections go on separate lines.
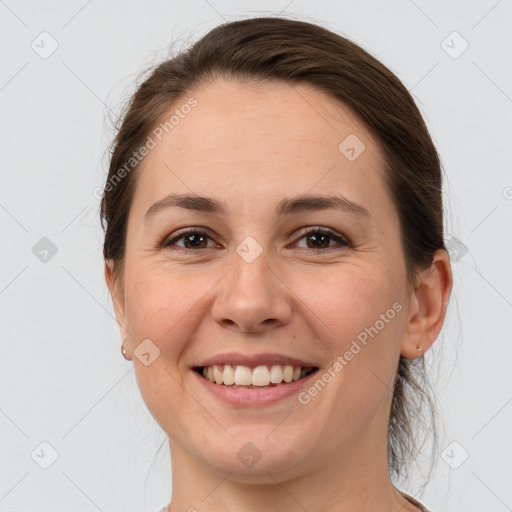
1, 1, 511, 511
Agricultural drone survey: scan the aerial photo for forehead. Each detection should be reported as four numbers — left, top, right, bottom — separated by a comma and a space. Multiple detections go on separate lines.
132, 78, 389, 216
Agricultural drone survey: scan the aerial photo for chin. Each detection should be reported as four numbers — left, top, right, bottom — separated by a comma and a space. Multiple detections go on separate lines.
198, 432, 312, 482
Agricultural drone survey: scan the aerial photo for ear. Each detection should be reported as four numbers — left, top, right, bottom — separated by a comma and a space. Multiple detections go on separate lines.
105, 261, 130, 354
401, 249, 453, 359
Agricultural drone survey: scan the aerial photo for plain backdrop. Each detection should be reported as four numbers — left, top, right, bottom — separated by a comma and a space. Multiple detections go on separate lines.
1, 1, 511, 511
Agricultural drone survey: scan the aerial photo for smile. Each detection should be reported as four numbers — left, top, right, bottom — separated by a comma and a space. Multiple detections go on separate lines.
195, 364, 318, 388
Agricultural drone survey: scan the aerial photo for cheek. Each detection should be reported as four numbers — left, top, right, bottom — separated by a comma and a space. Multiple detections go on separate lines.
123, 267, 208, 432
302, 269, 404, 412
123, 265, 213, 355
295, 265, 405, 396
293, 264, 400, 340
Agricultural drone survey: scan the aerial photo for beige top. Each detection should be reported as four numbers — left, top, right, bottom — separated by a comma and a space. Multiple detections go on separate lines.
157, 491, 431, 512
399, 490, 432, 511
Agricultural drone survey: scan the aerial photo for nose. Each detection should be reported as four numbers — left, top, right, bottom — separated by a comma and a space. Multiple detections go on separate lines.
211, 247, 293, 334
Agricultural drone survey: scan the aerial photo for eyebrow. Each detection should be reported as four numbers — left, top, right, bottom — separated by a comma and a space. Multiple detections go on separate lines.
144, 192, 371, 221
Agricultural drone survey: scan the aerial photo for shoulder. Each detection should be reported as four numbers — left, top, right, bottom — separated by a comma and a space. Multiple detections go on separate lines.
398, 490, 433, 512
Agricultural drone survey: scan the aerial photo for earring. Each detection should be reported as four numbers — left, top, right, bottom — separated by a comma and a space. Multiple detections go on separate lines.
416, 345, 423, 355
121, 345, 129, 360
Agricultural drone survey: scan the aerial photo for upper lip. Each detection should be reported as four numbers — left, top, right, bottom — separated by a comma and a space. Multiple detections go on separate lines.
195, 352, 319, 368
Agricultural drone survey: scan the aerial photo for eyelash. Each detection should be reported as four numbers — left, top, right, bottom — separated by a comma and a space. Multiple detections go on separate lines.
161, 227, 351, 254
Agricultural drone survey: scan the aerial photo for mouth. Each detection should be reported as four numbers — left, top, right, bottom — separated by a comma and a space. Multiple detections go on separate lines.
193, 364, 319, 389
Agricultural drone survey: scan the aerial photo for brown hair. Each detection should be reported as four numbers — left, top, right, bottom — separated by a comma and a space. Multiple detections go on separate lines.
100, 16, 445, 482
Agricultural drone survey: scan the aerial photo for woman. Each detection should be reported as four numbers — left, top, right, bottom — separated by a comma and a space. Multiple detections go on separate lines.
101, 17, 452, 512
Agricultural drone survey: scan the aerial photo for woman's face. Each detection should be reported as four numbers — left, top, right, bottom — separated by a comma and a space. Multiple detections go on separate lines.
108, 78, 426, 481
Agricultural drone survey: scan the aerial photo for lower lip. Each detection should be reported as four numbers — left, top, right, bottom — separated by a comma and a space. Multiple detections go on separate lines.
192, 369, 319, 406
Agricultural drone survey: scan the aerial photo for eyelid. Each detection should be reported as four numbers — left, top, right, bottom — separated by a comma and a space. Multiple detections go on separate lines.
290, 226, 352, 252
162, 227, 218, 248
293, 226, 351, 246
161, 226, 352, 251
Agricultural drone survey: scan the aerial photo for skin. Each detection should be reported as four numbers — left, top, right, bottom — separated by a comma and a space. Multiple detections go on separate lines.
106, 78, 452, 512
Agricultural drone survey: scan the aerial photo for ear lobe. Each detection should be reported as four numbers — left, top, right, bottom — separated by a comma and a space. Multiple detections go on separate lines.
400, 249, 453, 359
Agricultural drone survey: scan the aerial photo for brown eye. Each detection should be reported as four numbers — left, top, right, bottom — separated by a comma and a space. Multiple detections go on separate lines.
163, 230, 215, 250
180, 233, 208, 249
304, 232, 331, 249
162, 227, 350, 254
294, 228, 350, 252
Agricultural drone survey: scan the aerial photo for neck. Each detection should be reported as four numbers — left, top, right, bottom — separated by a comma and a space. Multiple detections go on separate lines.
166, 428, 419, 512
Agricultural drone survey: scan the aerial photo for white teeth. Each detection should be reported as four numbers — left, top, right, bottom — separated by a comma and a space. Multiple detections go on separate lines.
199, 363, 314, 387
251, 366, 271, 386
282, 365, 294, 383
234, 365, 252, 385
223, 364, 235, 385
270, 365, 283, 383
213, 365, 223, 384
